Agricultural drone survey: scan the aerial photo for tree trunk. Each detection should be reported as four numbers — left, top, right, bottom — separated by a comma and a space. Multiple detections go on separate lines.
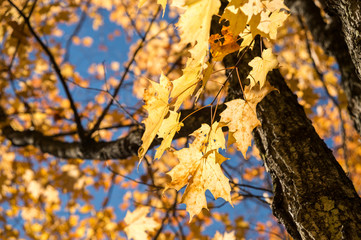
221, 37, 361, 240
2, 1, 361, 238
254, 69, 361, 239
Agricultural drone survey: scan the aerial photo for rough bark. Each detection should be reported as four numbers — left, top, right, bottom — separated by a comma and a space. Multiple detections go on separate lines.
322, 0, 361, 80
221, 38, 361, 239
254, 69, 361, 239
284, 0, 361, 136
2, 1, 361, 239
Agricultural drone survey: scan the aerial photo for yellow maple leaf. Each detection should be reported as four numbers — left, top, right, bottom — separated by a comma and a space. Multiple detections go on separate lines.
264, 0, 288, 12
138, 0, 167, 13
252, 10, 271, 36
165, 122, 232, 221
138, 74, 172, 160
209, 26, 241, 61
251, 9, 289, 39
124, 207, 160, 240
240, 0, 264, 22
247, 48, 278, 89
176, 0, 220, 70
170, 62, 202, 110
269, 9, 289, 39
177, 0, 220, 46
212, 231, 236, 240
195, 62, 213, 102
223, 0, 288, 40
239, 32, 254, 51
220, 82, 276, 156
138, 0, 222, 161
221, 1, 248, 36
160, 0, 220, 113
154, 110, 183, 159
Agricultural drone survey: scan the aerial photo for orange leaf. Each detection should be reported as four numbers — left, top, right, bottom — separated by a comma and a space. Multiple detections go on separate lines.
209, 26, 240, 61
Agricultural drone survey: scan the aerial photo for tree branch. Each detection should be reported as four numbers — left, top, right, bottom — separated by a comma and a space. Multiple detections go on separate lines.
321, 0, 361, 81
7, 0, 86, 140
284, 0, 361, 136
0, 104, 225, 160
63, 0, 91, 63
88, 6, 161, 137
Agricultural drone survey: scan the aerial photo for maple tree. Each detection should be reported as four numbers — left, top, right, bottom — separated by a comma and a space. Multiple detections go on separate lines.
1, 0, 361, 239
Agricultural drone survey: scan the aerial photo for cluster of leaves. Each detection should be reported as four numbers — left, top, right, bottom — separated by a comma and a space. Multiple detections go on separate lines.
0, 0, 360, 239
137, 0, 286, 222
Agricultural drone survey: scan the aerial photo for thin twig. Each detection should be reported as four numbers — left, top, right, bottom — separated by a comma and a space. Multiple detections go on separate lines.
6, 0, 34, 115
101, 173, 116, 209
101, 62, 141, 125
8, 0, 86, 140
122, 1, 143, 38
153, 206, 171, 240
230, 181, 273, 193
63, 0, 90, 63
106, 165, 163, 189
89, 6, 161, 137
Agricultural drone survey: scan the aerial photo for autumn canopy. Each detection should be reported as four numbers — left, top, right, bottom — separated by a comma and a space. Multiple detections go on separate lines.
1, 0, 361, 239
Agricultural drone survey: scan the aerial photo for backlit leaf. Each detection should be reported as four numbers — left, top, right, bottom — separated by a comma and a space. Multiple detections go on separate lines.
124, 207, 160, 240
165, 122, 232, 221
138, 74, 172, 161
247, 48, 278, 89
220, 82, 276, 156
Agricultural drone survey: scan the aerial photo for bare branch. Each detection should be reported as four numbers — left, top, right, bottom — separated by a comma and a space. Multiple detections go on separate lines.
88, 6, 162, 137
0, 103, 225, 160
63, 0, 91, 63
284, 0, 361, 136
8, 0, 86, 140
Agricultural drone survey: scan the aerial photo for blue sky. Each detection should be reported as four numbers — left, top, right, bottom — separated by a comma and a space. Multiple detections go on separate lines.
53, 4, 284, 239
0, 2, 296, 239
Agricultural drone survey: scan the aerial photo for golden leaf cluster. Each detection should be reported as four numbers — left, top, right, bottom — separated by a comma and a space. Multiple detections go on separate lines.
137, 0, 286, 221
